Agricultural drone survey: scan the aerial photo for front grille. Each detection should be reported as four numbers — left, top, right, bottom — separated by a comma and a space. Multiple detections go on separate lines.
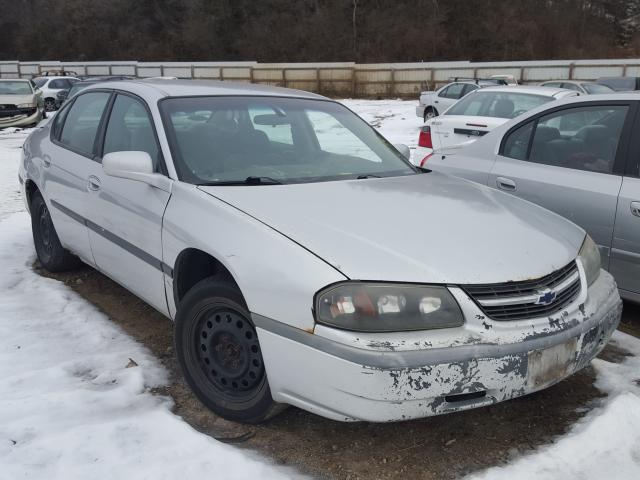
462, 261, 581, 321
0, 105, 35, 118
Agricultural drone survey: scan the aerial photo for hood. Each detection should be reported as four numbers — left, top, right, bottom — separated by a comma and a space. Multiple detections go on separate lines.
199, 173, 585, 284
0, 93, 37, 105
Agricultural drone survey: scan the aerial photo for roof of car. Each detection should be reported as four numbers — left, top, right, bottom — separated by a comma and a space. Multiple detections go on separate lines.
476, 85, 575, 97
84, 78, 327, 100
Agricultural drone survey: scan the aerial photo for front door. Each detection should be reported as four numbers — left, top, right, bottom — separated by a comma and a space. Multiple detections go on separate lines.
488, 102, 635, 269
84, 93, 172, 314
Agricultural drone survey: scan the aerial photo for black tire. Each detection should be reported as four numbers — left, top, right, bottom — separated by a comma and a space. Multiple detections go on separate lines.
44, 98, 56, 112
30, 191, 80, 272
175, 277, 284, 423
424, 107, 438, 122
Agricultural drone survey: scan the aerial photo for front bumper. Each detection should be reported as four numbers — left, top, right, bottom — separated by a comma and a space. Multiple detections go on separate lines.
0, 108, 42, 128
256, 269, 622, 422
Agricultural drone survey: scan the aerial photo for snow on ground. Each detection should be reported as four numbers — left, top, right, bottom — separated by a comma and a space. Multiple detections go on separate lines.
1, 100, 640, 479
466, 332, 640, 480
341, 98, 422, 151
0, 130, 301, 479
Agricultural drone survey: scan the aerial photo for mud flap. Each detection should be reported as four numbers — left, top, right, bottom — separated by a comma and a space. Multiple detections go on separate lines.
527, 338, 578, 390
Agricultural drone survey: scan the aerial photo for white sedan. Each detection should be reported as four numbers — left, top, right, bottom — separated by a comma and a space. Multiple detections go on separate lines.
19, 79, 621, 423
414, 86, 579, 166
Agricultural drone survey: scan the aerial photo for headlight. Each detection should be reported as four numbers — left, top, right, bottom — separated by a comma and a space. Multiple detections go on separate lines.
579, 235, 601, 286
17, 103, 35, 108
315, 282, 464, 332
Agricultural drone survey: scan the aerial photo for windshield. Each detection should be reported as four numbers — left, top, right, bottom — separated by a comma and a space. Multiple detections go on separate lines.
0, 81, 33, 95
33, 78, 47, 88
583, 83, 615, 94
160, 96, 416, 185
445, 91, 553, 119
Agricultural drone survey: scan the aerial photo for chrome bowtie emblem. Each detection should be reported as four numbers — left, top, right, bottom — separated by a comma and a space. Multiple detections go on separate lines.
535, 288, 556, 305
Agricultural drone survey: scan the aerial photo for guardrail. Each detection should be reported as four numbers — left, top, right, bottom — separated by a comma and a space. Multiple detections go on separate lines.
1, 59, 639, 97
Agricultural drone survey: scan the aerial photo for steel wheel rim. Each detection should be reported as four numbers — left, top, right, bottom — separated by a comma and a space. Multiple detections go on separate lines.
194, 307, 264, 395
38, 203, 53, 257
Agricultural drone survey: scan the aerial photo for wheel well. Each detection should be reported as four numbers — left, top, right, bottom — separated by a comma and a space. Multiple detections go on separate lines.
173, 249, 241, 306
25, 180, 39, 208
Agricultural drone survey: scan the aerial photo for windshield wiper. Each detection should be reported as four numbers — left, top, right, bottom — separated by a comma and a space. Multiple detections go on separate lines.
356, 174, 382, 179
198, 176, 284, 186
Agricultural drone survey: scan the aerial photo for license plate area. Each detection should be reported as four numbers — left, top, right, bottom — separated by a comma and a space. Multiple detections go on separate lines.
527, 338, 577, 389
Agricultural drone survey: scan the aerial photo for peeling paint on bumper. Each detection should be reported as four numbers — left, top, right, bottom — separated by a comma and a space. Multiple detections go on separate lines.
257, 269, 622, 422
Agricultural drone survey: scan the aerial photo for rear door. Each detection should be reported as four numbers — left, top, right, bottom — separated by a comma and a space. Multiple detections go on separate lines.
610, 104, 640, 296
45, 91, 112, 264
488, 101, 636, 269
84, 92, 172, 315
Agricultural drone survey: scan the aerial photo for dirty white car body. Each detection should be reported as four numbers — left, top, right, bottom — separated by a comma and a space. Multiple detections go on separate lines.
20, 80, 622, 423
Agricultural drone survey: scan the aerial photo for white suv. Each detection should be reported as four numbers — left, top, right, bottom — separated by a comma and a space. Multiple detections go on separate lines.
33, 76, 79, 111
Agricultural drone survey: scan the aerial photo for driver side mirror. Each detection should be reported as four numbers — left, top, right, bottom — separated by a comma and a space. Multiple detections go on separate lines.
394, 143, 411, 161
102, 151, 172, 192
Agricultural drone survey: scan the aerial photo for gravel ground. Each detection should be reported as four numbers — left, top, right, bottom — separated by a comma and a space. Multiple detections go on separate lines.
38, 263, 640, 480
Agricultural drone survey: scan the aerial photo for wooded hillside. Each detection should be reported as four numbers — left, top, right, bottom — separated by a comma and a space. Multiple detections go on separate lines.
1, 0, 639, 62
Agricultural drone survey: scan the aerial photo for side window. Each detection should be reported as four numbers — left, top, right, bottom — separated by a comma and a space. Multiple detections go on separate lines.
103, 94, 161, 171
248, 105, 294, 145
59, 92, 111, 156
441, 83, 466, 99
502, 121, 535, 160
51, 101, 74, 140
511, 106, 629, 174
306, 110, 380, 163
462, 84, 478, 96
561, 83, 580, 91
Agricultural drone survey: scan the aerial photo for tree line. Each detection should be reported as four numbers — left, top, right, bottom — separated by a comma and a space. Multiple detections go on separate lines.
1, 0, 639, 63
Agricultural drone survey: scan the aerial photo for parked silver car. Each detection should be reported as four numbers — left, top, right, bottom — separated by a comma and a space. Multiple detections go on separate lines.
425, 94, 640, 303
539, 80, 614, 95
20, 80, 621, 423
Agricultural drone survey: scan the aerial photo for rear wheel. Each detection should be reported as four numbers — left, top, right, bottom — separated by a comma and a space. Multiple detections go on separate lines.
424, 107, 438, 122
30, 191, 80, 272
175, 277, 284, 423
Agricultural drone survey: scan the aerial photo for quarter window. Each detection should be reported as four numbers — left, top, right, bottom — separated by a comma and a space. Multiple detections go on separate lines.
59, 92, 110, 156
103, 94, 160, 170
502, 105, 629, 174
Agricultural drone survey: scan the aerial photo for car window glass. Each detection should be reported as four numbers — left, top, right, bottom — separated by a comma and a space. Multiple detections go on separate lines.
103, 94, 160, 170
561, 83, 581, 91
502, 121, 535, 160
306, 110, 379, 162
442, 83, 466, 99
33, 78, 47, 88
49, 79, 65, 89
583, 83, 615, 94
462, 84, 479, 96
543, 82, 563, 88
162, 96, 414, 184
446, 92, 552, 119
527, 105, 628, 173
248, 105, 293, 145
59, 92, 110, 156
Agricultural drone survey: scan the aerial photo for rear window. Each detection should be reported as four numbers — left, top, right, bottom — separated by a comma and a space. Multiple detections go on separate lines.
598, 78, 637, 91
445, 91, 553, 119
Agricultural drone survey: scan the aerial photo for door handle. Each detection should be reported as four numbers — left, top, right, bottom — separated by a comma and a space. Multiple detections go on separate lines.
87, 175, 101, 192
631, 202, 640, 217
496, 177, 517, 191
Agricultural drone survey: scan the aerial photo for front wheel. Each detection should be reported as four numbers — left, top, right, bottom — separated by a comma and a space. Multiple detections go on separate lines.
175, 278, 284, 423
44, 98, 56, 112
